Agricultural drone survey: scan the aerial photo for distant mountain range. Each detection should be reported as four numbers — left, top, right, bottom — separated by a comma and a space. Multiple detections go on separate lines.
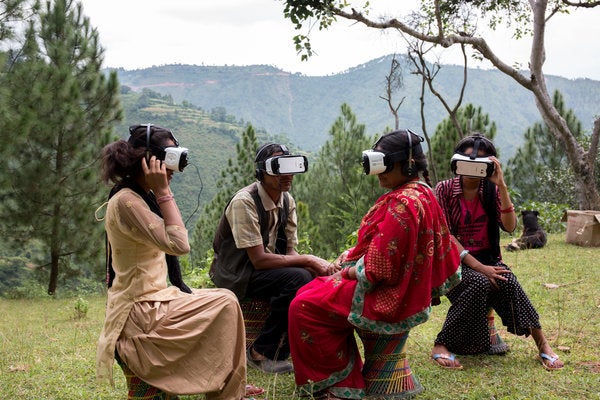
110, 54, 600, 159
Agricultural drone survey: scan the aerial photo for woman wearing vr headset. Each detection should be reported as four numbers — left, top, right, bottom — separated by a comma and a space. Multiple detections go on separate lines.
96, 124, 263, 400
287, 130, 461, 399
430, 133, 564, 371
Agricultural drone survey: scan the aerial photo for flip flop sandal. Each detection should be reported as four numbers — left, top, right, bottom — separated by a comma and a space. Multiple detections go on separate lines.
432, 352, 464, 370
245, 384, 265, 396
537, 352, 563, 371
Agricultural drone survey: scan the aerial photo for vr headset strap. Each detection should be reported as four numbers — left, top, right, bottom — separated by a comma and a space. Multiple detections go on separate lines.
470, 137, 481, 159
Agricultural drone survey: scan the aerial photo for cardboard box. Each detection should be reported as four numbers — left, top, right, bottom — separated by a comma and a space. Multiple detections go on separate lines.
562, 210, 600, 247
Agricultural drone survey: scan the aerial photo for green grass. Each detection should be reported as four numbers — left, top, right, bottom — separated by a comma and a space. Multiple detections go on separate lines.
1, 233, 599, 399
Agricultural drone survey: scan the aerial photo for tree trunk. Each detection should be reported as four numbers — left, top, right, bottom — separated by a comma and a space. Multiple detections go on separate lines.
528, 2, 600, 210
47, 202, 62, 295
48, 250, 58, 295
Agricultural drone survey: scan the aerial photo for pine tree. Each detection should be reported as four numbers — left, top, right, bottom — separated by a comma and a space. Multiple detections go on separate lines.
293, 103, 384, 259
0, 0, 122, 294
506, 90, 584, 205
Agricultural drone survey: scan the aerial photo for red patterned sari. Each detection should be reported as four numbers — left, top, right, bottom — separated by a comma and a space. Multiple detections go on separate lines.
289, 182, 460, 399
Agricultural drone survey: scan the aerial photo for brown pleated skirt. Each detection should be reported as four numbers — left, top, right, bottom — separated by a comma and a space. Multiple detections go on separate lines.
116, 288, 246, 400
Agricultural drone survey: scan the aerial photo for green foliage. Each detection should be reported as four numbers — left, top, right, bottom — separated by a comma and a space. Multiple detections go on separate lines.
428, 104, 497, 183
506, 90, 584, 207
0, 0, 39, 42
191, 125, 260, 261
293, 104, 384, 259
177, 253, 215, 290
514, 201, 568, 234
73, 296, 88, 320
0, 257, 30, 295
436, 0, 533, 36
0, 0, 122, 295
1, 277, 48, 299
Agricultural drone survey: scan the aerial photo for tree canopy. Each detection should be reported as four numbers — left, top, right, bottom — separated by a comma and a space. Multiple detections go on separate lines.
293, 103, 384, 258
0, 0, 122, 294
282, 0, 600, 210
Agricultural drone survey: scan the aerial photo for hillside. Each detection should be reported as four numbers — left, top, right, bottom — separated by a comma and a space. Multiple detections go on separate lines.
111, 54, 600, 159
112, 88, 281, 227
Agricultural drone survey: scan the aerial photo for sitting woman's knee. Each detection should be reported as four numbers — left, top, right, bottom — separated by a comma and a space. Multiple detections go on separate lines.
466, 273, 492, 292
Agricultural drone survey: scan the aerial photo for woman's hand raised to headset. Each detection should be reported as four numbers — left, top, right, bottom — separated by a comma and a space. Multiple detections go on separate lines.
142, 155, 170, 196
487, 156, 507, 187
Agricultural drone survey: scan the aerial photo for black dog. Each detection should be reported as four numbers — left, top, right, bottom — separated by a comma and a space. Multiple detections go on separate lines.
506, 210, 547, 251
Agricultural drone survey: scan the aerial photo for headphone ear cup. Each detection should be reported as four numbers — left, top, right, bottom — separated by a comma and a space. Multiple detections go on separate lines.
402, 160, 416, 177
255, 169, 263, 181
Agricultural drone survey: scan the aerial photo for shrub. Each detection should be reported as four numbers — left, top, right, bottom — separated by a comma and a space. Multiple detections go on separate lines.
515, 201, 568, 233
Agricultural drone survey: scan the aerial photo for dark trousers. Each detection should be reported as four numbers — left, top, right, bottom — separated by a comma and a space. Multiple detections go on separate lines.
435, 263, 541, 355
246, 267, 313, 360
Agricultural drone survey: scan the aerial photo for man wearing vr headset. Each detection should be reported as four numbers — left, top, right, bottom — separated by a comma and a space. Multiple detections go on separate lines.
210, 143, 335, 374
431, 133, 563, 371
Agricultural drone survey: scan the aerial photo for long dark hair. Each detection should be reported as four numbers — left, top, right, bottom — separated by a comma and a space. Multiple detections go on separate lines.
376, 129, 432, 187
101, 125, 175, 185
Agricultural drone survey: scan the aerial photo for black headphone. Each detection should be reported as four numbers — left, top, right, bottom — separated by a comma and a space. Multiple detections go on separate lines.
402, 130, 416, 177
254, 143, 290, 181
145, 123, 153, 162
370, 129, 420, 176
128, 123, 182, 162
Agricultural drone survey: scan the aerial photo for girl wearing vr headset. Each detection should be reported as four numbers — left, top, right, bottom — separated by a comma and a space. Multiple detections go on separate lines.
288, 130, 461, 399
430, 133, 563, 371
96, 125, 262, 400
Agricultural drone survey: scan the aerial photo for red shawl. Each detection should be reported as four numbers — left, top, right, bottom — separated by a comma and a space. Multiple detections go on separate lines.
346, 182, 460, 328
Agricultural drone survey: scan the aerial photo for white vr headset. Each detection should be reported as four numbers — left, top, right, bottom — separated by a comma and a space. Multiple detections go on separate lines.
361, 150, 389, 175
361, 129, 422, 175
450, 153, 494, 178
263, 154, 308, 176
161, 146, 189, 172
362, 149, 419, 175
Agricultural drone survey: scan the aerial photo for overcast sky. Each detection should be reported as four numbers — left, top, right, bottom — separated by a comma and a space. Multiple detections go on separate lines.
79, 0, 600, 80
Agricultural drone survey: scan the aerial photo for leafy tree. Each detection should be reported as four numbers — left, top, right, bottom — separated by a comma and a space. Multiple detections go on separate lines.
0, 0, 121, 295
192, 125, 259, 262
506, 90, 584, 206
282, 0, 600, 210
293, 103, 384, 259
429, 104, 497, 183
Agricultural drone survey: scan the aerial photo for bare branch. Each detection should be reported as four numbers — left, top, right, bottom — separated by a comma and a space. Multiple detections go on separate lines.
379, 55, 405, 130
332, 6, 533, 91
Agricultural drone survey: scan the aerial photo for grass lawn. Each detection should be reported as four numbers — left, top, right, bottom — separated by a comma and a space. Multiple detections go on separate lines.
1, 233, 599, 399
